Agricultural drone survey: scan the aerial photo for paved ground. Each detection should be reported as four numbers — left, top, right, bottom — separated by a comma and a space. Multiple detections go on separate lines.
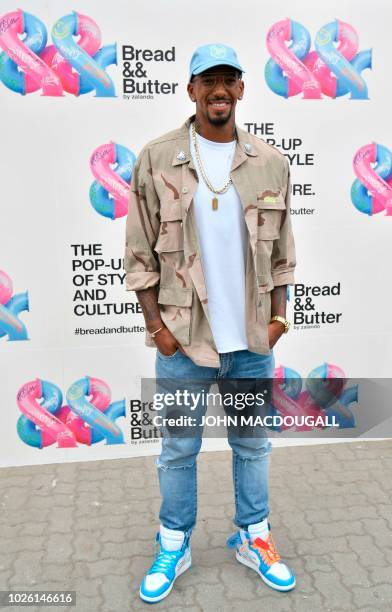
0, 440, 391, 612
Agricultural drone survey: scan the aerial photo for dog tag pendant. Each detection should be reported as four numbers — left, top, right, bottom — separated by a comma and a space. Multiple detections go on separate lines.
212, 197, 218, 211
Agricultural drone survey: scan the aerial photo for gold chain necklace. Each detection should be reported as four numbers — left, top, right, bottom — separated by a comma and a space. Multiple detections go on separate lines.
191, 121, 235, 211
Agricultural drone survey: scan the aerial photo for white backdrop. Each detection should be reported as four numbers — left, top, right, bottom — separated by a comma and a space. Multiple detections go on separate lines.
1, 0, 391, 467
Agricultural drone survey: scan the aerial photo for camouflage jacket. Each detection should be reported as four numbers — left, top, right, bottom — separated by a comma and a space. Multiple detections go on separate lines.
124, 116, 296, 367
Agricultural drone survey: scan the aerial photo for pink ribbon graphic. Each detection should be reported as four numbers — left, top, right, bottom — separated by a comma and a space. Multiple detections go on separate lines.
0, 10, 63, 96
266, 18, 321, 99
352, 143, 392, 216
272, 363, 355, 431
17, 379, 76, 448
89, 142, 135, 219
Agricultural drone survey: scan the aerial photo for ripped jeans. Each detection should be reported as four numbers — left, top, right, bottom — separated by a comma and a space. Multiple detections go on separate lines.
155, 349, 275, 534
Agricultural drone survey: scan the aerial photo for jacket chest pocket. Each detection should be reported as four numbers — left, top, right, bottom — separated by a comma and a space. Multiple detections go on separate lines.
256, 192, 286, 240
256, 191, 286, 290
155, 199, 184, 253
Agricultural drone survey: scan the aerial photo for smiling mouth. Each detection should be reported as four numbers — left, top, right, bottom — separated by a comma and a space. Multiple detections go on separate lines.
208, 101, 231, 110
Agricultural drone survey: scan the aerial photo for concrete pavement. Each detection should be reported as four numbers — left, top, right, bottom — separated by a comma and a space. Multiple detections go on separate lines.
0, 439, 391, 611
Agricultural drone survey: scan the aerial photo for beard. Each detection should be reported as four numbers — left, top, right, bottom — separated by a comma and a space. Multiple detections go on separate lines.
207, 106, 233, 126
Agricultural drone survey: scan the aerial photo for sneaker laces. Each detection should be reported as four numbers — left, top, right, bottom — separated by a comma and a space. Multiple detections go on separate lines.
252, 534, 281, 565
149, 549, 183, 576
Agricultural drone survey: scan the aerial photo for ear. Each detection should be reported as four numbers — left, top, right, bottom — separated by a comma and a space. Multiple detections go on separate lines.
238, 79, 244, 100
187, 81, 196, 103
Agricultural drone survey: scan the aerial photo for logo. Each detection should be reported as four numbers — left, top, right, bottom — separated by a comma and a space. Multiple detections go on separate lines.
261, 192, 280, 204
89, 142, 136, 219
265, 19, 372, 99
293, 283, 342, 329
351, 143, 392, 216
16, 376, 126, 448
122, 45, 178, 100
0, 9, 116, 96
210, 45, 227, 59
271, 363, 358, 430
0, 270, 29, 341
129, 399, 162, 442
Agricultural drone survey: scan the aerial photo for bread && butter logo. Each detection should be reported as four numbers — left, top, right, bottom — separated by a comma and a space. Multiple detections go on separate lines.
293, 283, 342, 329
129, 399, 162, 442
122, 45, 178, 100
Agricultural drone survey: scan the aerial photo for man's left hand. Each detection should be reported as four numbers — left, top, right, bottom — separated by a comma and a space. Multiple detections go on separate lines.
268, 321, 285, 349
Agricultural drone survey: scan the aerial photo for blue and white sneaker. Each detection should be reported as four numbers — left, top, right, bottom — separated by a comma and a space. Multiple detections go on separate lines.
227, 527, 296, 592
139, 531, 191, 603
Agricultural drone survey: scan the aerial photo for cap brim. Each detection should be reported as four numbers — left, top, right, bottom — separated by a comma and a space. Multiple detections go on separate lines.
191, 60, 244, 77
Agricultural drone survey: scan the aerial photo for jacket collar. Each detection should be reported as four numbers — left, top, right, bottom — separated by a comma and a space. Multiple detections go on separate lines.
171, 115, 258, 170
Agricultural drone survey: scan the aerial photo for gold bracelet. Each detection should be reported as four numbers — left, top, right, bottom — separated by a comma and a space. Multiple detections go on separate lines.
150, 326, 164, 339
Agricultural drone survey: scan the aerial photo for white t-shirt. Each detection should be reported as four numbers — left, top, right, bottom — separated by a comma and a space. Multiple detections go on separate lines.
189, 125, 249, 353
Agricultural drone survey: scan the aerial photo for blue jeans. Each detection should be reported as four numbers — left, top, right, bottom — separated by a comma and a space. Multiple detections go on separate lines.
155, 348, 275, 534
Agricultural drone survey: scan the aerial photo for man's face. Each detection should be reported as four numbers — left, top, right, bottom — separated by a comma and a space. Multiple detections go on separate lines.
187, 65, 244, 126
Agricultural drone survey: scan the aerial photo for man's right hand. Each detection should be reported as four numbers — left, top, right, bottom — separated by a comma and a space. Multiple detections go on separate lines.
153, 326, 183, 356
134, 287, 185, 356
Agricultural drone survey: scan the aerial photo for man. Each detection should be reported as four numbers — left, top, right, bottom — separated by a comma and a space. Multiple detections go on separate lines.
124, 43, 296, 603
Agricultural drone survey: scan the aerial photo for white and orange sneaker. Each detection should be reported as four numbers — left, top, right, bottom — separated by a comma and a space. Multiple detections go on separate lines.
227, 520, 296, 592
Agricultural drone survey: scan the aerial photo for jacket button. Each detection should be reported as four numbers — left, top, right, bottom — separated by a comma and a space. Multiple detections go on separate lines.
182, 187, 188, 194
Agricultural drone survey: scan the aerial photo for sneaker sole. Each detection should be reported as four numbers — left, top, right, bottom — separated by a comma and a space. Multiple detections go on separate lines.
139, 558, 192, 603
236, 551, 296, 592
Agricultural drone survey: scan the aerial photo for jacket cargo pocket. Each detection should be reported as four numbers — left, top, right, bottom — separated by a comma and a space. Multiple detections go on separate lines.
158, 285, 193, 307
157, 285, 193, 346
256, 192, 285, 284
155, 200, 190, 288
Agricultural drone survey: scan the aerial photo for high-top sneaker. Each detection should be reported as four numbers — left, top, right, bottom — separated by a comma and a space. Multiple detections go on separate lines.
139, 526, 191, 603
227, 522, 295, 592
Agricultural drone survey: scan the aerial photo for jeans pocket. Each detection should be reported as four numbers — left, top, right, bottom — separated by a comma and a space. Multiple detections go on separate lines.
157, 348, 180, 360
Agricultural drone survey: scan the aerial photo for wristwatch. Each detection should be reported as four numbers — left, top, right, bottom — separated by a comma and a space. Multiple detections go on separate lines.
270, 315, 290, 334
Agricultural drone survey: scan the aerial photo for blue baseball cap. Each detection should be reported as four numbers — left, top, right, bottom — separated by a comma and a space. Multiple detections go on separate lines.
189, 44, 244, 80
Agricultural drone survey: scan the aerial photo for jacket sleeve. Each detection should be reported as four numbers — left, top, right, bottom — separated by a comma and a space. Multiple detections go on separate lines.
123, 146, 161, 291
271, 159, 296, 287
